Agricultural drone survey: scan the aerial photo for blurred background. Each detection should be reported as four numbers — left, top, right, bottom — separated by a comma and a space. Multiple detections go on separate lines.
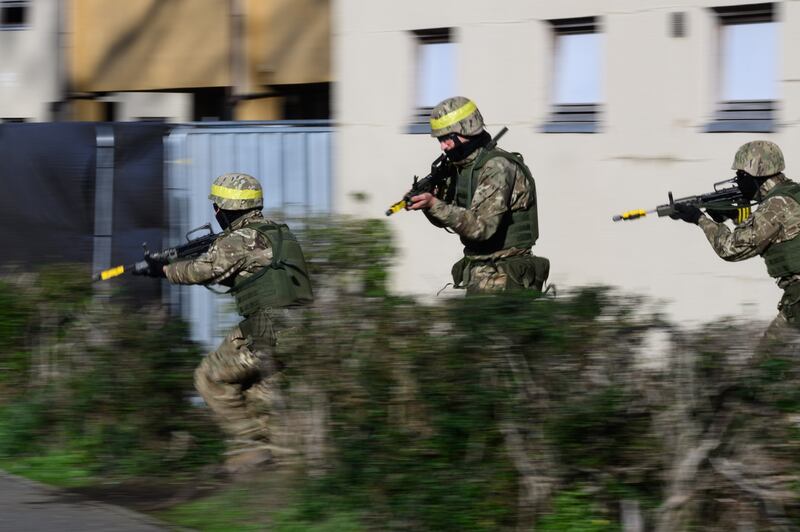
0, 0, 796, 329
1, 1, 799, 530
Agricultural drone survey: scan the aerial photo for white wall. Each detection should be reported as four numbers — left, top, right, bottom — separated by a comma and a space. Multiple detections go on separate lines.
0, 0, 60, 121
334, 0, 800, 325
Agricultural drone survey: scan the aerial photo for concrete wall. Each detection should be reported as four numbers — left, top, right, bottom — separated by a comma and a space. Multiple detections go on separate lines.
334, 0, 800, 325
0, 0, 60, 121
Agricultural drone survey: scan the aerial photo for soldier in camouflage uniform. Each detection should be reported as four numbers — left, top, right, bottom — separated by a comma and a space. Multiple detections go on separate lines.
671, 141, 800, 341
140, 173, 313, 473
407, 96, 550, 294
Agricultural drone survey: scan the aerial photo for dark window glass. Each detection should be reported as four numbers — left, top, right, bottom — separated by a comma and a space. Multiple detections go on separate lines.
1, 2, 28, 28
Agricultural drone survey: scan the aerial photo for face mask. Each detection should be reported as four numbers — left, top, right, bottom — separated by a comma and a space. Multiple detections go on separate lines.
214, 210, 230, 230
735, 172, 761, 202
442, 131, 492, 162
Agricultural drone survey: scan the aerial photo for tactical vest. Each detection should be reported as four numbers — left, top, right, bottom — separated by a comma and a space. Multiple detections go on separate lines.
455, 147, 539, 256
761, 182, 800, 279
229, 222, 313, 316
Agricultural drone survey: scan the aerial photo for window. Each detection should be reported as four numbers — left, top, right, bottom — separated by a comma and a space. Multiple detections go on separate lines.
670, 12, 687, 38
408, 28, 456, 134
0, 1, 29, 30
282, 82, 331, 119
706, 3, 777, 132
543, 17, 602, 133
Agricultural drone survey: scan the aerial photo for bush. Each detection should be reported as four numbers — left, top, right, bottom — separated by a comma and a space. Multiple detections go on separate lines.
0, 265, 224, 480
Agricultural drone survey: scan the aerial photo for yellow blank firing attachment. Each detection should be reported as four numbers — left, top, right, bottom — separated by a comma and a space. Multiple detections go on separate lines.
99, 265, 125, 281
385, 200, 408, 216
612, 209, 647, 222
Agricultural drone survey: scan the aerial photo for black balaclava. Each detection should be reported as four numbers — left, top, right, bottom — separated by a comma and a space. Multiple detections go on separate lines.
444, 130, 492, 163
215, 206, 256, 230
735, 171, 769, 202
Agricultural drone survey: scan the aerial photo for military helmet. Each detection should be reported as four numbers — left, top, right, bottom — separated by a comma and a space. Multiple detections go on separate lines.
209, 173, 263, 210
429, 96, 485, 138
731, 140, 785, 177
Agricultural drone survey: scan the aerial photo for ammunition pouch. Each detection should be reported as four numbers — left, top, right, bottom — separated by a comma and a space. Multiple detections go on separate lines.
451, 257, 469, 288
451, 254, 550, 292
778, 281, 800, 326
501, 254, 550, 292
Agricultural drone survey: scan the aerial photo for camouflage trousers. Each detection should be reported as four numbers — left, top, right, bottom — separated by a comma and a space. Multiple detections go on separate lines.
455, 254, 550, 295
194, 310, 284, 454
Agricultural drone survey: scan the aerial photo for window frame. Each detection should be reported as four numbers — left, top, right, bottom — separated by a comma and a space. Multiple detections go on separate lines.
407, 27, 455, 135
0, 0, 30, 31
705, 3, 777, 133
542, 17, 602, 134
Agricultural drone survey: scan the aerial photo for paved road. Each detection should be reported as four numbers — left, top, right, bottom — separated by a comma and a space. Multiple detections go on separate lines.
0, 471, 169, 532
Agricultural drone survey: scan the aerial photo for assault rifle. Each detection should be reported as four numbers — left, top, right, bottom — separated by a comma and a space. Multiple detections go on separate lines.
386, 127, 509, 216
92, 223, 218, 281
612, 178, 754, 224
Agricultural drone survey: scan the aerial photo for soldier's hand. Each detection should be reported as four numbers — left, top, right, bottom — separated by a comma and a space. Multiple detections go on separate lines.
407, 192, 437, 210
669, 204, 702, 225
144, 256, 168, 278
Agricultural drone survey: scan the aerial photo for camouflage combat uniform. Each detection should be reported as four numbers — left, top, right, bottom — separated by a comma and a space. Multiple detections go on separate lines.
426, 148, 549, 294
423, 96, 548, 294
165, 209, 282, 455
698, 173, 800, 339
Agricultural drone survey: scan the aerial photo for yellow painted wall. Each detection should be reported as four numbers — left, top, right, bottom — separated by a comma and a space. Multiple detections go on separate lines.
71, 99, 106, 121
70, 0, 230, 92
245, 0, 331, 88
235, 97, 284, 120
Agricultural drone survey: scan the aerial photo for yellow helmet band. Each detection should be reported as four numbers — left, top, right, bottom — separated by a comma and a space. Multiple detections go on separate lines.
210, 184, 262, 200
430, 100, 478, 131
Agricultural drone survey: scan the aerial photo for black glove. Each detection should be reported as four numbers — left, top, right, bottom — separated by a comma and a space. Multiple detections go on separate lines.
145, 255, 167, 278
131, 256, 167, 278
669, 204, 702, 225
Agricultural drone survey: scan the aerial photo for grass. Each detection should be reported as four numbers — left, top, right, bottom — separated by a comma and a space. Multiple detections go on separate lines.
158, 485, 266, 532
157, 468, 365, 532
0, 450, 94, 488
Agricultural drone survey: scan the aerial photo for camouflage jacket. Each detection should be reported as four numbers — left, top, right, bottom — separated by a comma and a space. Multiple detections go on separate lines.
426, 146, 535, 259
698, 174, 800, 287
165, 210, 274, 286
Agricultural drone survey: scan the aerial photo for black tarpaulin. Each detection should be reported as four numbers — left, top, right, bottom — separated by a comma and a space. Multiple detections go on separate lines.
0, 122, 167, 289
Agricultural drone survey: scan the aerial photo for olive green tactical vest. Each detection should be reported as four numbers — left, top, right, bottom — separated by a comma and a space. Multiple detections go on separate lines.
455, 147, 539, 256
761, 182, 800, 279
229, 222, 313, 316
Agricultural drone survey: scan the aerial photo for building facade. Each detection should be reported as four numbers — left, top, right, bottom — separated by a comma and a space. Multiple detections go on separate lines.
0, 0, 331, 122
0, 0, 61, 122
333, 0, 800, 324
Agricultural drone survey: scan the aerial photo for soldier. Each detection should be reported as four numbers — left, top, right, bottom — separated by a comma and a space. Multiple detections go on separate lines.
138, 173, 313, 473
407, 96, 550, 294
670, 141, 800, 341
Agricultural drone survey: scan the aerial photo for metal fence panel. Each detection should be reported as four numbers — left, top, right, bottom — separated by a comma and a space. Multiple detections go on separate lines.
164, 122, 333, 349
